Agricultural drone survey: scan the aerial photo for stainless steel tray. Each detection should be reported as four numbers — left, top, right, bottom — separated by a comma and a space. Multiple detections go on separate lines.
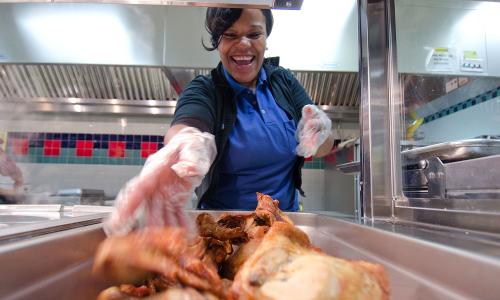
1, 211, 500, 299
336, 161, 360, 174
402, 138, 500, 165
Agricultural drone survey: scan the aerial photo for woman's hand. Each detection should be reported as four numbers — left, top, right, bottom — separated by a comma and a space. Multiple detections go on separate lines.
295, 105, 333, 158
105, 127, 217, 236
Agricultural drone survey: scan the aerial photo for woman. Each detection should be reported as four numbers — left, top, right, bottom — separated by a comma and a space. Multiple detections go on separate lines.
0, 138, 24, 203
106, 8, 333, 236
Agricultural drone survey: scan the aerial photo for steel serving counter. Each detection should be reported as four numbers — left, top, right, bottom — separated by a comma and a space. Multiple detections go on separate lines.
0, 210, 499, 300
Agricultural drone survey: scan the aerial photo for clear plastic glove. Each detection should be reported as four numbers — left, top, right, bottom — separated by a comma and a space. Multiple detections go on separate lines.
295, 104, 332, 158
105, 127, 217, 236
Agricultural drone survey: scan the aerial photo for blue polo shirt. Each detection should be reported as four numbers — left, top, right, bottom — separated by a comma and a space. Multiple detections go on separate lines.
202, 67, 299, 211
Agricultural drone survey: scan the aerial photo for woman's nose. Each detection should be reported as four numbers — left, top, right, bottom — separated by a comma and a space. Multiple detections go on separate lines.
235, 36, 252, 47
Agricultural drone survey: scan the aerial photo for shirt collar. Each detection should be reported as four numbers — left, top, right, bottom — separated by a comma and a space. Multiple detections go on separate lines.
223, 66, 267, 96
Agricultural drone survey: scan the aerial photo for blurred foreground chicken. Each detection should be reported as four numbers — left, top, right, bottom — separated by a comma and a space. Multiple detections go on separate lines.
93, 193, 389, 300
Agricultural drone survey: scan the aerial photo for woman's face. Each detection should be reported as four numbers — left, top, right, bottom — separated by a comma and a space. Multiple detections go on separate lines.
218, 9, 267, 89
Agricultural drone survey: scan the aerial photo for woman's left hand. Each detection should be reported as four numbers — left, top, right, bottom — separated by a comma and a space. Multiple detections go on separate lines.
295, 105, 332, 158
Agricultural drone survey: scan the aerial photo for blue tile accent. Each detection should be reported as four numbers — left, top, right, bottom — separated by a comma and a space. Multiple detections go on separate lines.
423, 85, 500, 124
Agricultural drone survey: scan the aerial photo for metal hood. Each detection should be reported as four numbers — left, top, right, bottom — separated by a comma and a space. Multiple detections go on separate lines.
0, 63, 359, 121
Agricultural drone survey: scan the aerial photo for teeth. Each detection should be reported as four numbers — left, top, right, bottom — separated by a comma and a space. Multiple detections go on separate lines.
233, 56, 253, 61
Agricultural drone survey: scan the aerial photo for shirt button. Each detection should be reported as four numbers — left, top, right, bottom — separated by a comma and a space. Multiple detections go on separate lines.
261, 109, 266, 114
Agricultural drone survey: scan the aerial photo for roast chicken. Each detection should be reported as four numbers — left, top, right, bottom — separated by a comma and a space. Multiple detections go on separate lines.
93, 193, 389, 300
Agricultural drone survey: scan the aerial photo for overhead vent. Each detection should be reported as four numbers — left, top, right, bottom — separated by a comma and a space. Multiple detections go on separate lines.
0, 64, 179, 101
0, 63, 359, 120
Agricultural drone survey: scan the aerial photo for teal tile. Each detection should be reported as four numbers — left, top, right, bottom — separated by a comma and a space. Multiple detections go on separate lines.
74, 157, 85, 164
28, 147, 37, 156
60, 148, 70, 158
95, 149, 107, 158
16, 156, 29, 163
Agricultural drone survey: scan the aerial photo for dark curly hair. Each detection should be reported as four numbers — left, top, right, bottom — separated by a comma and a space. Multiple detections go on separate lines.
203, 8, 274, 51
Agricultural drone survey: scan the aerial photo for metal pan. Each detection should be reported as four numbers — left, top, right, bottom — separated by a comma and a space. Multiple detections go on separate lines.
402, 138, 500, 165
1, 211, 500, 299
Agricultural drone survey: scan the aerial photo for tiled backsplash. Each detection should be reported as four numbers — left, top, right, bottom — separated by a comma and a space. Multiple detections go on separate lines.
7, 131, 324, 169
423, 86, 500, 123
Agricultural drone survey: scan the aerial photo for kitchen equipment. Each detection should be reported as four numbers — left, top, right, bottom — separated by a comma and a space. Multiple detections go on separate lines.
50, 189, 107, 205
402, 139, 500, 200
0, 204, 109, 244
0, 211, 499, 299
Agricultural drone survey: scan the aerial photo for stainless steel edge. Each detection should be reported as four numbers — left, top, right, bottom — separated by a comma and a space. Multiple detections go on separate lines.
0, 223, 110, 300
358, 0, 372, 219
386, 0, 404, 207
311, 213, 500, 299
394, 205, 500, 235
0, 213, 108, 244
358, 0, 395, 219
0, 97, 177, 115
0, 96, 357, 119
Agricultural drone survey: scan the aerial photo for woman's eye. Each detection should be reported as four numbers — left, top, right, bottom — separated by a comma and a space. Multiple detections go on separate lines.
247, 33, 263, 39
223, 33, 238, 40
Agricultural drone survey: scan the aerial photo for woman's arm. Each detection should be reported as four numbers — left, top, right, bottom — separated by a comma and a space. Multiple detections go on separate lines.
315, 131, 334, 157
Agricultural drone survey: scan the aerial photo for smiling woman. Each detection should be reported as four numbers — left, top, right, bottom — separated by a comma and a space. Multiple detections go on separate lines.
203, 9, 272, 89
105, 7, 334, 234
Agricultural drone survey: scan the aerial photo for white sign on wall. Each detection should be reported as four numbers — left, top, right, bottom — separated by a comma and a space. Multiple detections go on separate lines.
425, 47, 457, 72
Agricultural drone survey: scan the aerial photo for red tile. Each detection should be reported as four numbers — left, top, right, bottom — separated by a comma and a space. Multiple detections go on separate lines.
347, 148, 354, 162
325, 153, 336, 164
12, 139, 29, 156
76, 140, 93, 157
140, 142, 158, 158
108, 141, 125, 158
43, 139, 61, 156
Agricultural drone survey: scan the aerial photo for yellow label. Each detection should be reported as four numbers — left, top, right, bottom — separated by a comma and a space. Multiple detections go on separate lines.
434, 47, 449, 53
463, 50, 478, 59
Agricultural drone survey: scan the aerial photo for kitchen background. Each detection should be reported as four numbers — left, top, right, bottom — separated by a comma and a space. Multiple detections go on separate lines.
1, 0, 499, 213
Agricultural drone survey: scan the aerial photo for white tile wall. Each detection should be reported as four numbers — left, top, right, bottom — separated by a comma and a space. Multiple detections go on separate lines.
1, 112, 359, 211
300, 169, 326, 211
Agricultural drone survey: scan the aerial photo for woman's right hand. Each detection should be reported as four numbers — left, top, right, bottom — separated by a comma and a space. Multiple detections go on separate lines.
105, 127, 217, 236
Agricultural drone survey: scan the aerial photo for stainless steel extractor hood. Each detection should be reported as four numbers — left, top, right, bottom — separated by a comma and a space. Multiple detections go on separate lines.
0, 63, 359, 121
